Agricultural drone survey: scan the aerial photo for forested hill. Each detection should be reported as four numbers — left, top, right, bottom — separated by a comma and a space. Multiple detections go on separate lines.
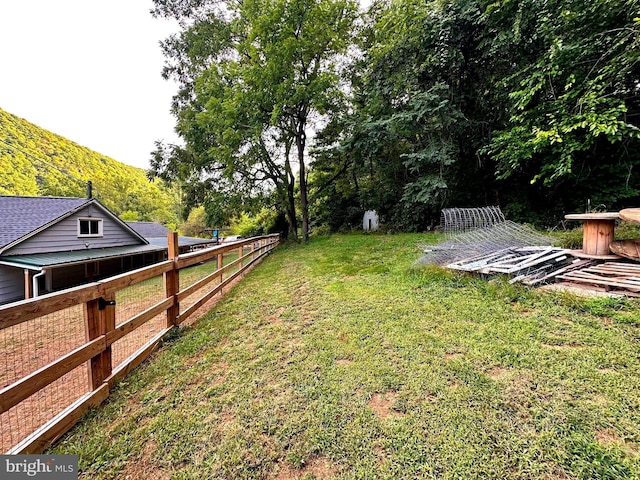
0, 108, 178, 225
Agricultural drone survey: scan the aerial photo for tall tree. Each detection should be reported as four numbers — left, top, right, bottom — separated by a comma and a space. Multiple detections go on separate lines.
483, 0, 640, 210
315, 0, 502, 230
151, 0, 358, 240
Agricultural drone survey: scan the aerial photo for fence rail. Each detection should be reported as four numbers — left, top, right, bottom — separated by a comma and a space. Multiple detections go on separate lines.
0, 233, 279, 453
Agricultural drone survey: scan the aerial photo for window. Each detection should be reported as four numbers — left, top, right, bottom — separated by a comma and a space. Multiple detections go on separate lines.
78, 218, 103, 237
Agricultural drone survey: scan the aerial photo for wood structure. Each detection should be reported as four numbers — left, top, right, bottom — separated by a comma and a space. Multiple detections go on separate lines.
0, 233, 279, 454
619, 208, 640, 225
610, 239, 640, 262
447, 246, 595, 286
564, 212, 620, 259
556, 262, 640, 296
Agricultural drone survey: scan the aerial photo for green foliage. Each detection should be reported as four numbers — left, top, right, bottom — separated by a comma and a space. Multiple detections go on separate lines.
151, 0, 359, 241
313, 0, 640, 231
0, 108, 180, 225
228, 209, 279, 237
314, 0, 507, 231
180, 205, 208, 237
482, 0, 640, 199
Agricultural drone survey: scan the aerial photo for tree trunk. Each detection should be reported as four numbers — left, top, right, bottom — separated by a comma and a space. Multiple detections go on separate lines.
296, 122, 309, 242
284, 154, 298, 240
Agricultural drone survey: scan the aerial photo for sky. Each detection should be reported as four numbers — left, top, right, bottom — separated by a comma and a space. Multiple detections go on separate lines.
0, 0, 181, 170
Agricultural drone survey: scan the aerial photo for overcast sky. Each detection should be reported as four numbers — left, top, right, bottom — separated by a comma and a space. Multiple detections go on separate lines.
0, 0, 180, 170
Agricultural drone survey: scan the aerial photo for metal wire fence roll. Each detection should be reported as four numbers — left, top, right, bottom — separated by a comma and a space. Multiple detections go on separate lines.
420, 220, 556, 266
440, 206, 506, 238
0, 306, 90, 452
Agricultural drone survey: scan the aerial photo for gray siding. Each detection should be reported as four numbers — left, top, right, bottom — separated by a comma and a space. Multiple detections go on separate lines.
5, 206, 142, 256
0, 265, 25, 304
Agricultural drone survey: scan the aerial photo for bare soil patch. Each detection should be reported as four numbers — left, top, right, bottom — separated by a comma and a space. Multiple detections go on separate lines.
541, 342, 586, 350
487, 366, 509, 380
118, 440, 170, 480
369, 392, 403, 420
273, 455, 339, 480
596, 429, 640, 458
267, 307, 287, 326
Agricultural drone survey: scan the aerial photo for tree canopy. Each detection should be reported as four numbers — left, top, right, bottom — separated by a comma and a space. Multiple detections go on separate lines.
151, 0, 640, 233
151, 0, 358, 240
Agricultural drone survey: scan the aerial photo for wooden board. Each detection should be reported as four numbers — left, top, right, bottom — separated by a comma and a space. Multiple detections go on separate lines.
619, 208, 640, 225
609, 239, 640, 262
557, 261, 640, 295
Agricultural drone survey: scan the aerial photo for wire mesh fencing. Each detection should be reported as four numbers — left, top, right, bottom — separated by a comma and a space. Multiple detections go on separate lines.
113, 276, 166, 368
420, 220, 556, 266
0, 234, 280, 453
178, 248, 254, 324
0, 305, 90, 452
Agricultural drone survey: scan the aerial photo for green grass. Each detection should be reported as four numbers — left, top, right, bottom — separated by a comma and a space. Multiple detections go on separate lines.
51, 233, 640, 479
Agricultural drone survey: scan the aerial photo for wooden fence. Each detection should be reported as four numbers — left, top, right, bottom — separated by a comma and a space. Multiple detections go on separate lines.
0, 233, 279, 453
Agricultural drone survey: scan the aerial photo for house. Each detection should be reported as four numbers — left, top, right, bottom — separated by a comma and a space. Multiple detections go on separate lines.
0, 196, 165, 304
126, 221, 219, 254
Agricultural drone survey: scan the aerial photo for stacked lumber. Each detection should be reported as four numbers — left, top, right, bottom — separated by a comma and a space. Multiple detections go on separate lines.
447, 247, 595, 285
556, 262, 640, 296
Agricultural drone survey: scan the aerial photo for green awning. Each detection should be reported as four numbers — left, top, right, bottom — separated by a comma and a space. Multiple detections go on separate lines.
0, 244, 165, 269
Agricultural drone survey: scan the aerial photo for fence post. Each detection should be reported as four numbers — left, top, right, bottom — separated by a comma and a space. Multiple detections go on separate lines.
238, 245, 243, 270
165, 232, 179, 327
217, 252, 224, 294
84, 292, 115, 391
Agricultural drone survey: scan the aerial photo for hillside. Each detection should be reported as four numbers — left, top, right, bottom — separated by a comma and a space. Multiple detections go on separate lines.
0, 107, 178, 225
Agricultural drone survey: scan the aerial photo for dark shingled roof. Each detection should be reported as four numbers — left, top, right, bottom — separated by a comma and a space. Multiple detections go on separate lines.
0, 196, 90, 249
126, 221, 172, 238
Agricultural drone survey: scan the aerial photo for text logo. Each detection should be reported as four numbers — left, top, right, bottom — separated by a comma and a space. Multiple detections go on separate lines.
0, 455, 78, 479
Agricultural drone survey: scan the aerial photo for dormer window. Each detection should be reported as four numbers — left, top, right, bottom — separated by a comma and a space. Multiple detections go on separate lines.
78, 218, 103, 237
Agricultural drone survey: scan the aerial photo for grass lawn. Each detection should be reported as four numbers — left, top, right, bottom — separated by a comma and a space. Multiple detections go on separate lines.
51, 233, 640, 479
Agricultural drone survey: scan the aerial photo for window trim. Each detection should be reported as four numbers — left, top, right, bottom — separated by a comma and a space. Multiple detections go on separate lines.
77, 217, 103, 238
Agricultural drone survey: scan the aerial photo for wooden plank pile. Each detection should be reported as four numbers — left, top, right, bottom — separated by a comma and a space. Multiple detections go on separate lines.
556, 262, 640, 296
447, 246, 597, 286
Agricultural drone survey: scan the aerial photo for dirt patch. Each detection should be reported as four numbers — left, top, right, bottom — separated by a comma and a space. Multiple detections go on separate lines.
119, 440, 170, 480
267, 307, 287, 326
597, 367, 619, 374
445, 352, 462, 359
335, 358, 353, 366
369, 392, 403, 420
487, 366, 509, 380
273, 455, 339, 480
596, 429, 640, 458
542, 469, 571, 480
541, 342, 586, 350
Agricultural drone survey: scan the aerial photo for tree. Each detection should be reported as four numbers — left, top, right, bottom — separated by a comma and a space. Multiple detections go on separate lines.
151, 0, 358, 240
315, 0, 503, 230
315, 0, 640, 230
482, 0, 640, 211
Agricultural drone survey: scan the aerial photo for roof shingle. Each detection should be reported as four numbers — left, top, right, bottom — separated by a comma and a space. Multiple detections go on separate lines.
0, 196, 89, 249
